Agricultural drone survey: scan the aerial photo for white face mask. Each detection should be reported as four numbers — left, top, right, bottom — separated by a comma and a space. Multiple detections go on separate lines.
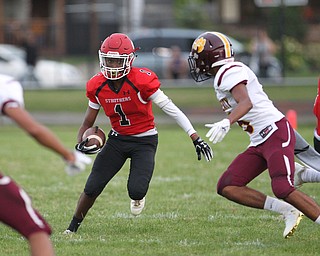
99, 51, 136, 80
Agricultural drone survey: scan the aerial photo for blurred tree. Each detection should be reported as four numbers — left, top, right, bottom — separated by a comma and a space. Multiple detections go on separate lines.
173, 0, 212, 29
268, 7, 307, 42
306, 43, 320, 72
282, 36, 308, 72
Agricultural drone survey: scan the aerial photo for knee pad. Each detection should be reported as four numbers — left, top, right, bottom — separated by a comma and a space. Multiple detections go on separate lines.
127, 183, 148, 200
217, 170, 248, 195
217, 177, 227, 196
271, 177, 295, 199
127, 173, 151, 200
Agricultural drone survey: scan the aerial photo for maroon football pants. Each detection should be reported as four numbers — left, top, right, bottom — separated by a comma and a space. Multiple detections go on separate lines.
0, 174, 51, 238
217, 118, 296, 199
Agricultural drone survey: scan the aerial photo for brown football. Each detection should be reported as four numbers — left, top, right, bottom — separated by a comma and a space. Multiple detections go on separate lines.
82, 126, 106, 149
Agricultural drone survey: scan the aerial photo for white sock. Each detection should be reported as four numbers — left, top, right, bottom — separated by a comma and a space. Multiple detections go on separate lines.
302, 166, 320, 183
315, 216, 320, 224
264, 196, 294, 214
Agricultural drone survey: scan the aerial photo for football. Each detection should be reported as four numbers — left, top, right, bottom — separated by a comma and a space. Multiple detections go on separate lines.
82, 126, 106, 149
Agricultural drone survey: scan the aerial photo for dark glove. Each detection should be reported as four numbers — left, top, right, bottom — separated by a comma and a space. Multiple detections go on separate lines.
193, 137, 213, 162
75, 139, 101, 155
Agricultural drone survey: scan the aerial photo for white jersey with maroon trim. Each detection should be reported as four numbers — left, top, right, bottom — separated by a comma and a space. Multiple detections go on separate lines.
0, 74, 24, 115
213, 61, 284, 146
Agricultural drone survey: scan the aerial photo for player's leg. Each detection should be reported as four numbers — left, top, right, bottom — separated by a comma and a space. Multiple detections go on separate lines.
267, 120, 320, 234
262, 122, 305, 238
216, 148, 294, 210
294, 129, 320, 172
294, 162, 320, 187
0, 175, 53, 255
314, 130, 320, 153
217, 132, 302, 238
29, 232, 54, 256
284, 189, 320, 222
217, 148, 268, 208
293, 129, 320, 186
127, 134, 158, 216
64, 137, 127, 233
217, 147, 297, 214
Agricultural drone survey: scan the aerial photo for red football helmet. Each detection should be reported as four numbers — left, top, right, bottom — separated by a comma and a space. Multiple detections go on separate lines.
188, 32, 235, 82
99, 33, 137, 80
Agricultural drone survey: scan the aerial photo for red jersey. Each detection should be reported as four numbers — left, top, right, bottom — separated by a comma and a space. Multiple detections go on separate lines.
86, 67, 160, 135
314, 79, 320, 136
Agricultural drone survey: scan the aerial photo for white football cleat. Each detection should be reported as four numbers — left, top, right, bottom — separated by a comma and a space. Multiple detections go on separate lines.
283, 208, 303, 238
63, 229, 74, 235
294, 162, 306, 188
130, 197, 145, 216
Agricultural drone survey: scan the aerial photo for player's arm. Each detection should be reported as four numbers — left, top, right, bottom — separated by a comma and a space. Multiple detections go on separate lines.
4, 105, 75, 162
74, 105, 102, 155
228, 83, 253, 124
205, 83, 252, 144
76, 105, 99, 142
149, 89, 213, 161
149, 89, 196, 136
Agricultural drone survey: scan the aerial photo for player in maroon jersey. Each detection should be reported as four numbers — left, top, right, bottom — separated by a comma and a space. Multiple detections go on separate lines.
64, 33, 213, 234
0, 74, 91, 256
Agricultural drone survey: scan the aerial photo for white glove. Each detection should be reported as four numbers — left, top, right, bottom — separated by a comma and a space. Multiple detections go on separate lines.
205, 119, 231, 144
65, 150, 92, 176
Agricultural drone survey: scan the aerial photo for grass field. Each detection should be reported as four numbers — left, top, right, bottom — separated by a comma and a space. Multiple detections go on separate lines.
21, 85, 318, 129
0, 124, 320, 256
23, 85, 317, 113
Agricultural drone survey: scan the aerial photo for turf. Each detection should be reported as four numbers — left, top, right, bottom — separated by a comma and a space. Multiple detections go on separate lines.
0, 124, 319, 256
23, 85, 317, 113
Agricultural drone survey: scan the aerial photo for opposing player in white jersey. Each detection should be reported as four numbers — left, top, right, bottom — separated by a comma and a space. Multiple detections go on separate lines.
0, 74, 91, 256
188, 31, 320, 238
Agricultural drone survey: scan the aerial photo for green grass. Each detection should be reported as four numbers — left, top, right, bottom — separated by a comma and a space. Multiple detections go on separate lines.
23, 85, 317, 113
0, 124, 319, 255
23, 89, 88, 112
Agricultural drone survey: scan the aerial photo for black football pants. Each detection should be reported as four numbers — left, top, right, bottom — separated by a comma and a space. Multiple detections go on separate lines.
84, 131, 158, 200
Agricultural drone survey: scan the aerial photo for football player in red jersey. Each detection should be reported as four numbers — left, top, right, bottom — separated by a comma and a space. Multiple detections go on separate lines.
292, 78, 320, 187
188, 31, 320, 238
313, 78, 320, 152
64, 33, 213, 234
0, 74, 91, 256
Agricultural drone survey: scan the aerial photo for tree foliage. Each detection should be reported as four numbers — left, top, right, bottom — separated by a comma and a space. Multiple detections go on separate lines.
173, 0, 212, 29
